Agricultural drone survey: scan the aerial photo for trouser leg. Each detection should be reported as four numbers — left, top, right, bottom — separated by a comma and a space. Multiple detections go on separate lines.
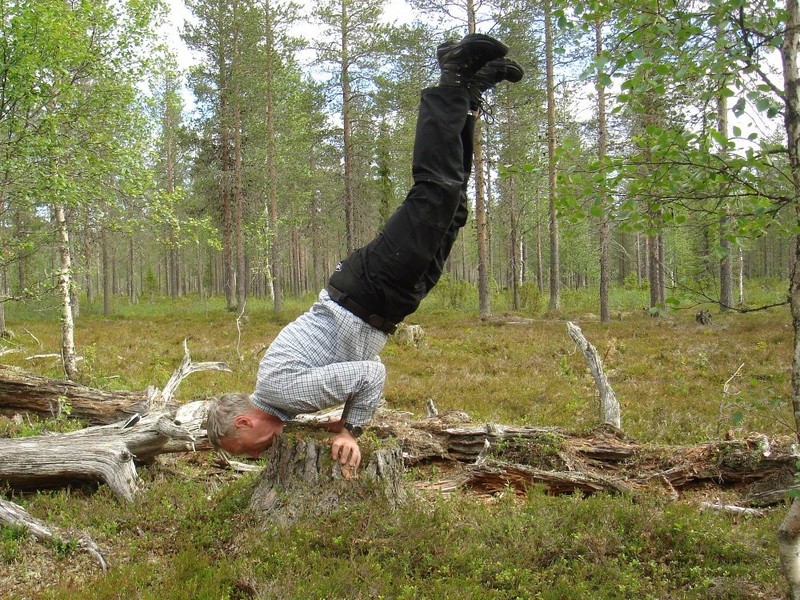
420, 114, 475, 293
329, 86, 472, 323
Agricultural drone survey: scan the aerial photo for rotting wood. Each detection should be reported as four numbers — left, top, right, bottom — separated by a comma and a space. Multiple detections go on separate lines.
420, 460, 636, 496
373, 409, 797, 503
700, 500, 767, 516
0, 498, 107, 571
149, 340, 231, 409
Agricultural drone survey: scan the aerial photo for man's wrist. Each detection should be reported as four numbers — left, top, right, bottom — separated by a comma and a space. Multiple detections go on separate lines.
344, 422, 363, 438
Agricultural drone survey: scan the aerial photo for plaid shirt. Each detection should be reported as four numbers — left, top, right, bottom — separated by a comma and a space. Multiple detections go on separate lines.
250, 289, 388, 426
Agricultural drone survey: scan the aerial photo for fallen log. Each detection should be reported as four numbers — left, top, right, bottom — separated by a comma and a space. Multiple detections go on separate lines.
0, 342, 226, 501
0, 412, 196, 501
0, 363, 159, 425
371, 410, 797, 502
0, 340, 229, 425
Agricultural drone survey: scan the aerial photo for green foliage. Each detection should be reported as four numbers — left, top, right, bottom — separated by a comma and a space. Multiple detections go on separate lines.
1, 523, 27, 563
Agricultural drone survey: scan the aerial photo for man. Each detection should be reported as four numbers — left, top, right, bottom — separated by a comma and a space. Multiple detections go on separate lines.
206, 33, 523, 470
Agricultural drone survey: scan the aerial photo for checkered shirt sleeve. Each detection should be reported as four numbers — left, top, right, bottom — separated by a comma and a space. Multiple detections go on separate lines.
250, 289, 388, 426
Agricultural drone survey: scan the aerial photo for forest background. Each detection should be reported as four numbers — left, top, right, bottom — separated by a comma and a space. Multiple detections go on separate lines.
1, 0, 799, 597
0, 0, 790, 327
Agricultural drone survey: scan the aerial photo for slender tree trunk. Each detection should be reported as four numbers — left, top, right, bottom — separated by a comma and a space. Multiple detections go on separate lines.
657, 232, 666, 305
463, 7, 490, 318
14, 207, 25, 295
219, 40, 235, 310
648, 232, 659, 310
717, 19, 734, 311
341, 0, 355, 252
510, 177, 520, 310
536, 193, 543, 293
55, 205, 78, 381
0, 265, 7, 336
475, 129, 491, 318
545, 0, 560, 312
234, 103, 246, 310
779, 1, 800, 595
596, 19, 610, 323
264, 0, 282, 312
129, 236, 136, 303
738, 246, 745, 306
102, 226, 111, 317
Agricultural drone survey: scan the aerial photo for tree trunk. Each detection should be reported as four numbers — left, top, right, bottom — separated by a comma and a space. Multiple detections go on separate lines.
596, 19, 610, 323
780, 0, 800, 594
264, 0, 282, 313
55, 204, 78, 380
475, 123, 491, 318
220, 47, 235, 311
0, 498, 107, 570
545, 0, 560, 312
234, 102, 246, 310
102, 225, 111, 316
0, 364, 161, 424
341, 0, 356, 252
648, 232, 659, 311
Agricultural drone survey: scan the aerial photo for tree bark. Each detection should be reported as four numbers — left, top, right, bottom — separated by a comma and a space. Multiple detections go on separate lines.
249, 432, 405, 527
341, 0, 356, 252
596, 18, 610, 323
0, 412, 199, 502
545, 0, 560, 313
263, 0, 282, 313
781, 0, 800, 594
55, 203, 78, 380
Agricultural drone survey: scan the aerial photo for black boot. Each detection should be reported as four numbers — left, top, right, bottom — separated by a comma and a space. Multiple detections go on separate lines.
437, 33, 508, 87
467, 58, 524, 110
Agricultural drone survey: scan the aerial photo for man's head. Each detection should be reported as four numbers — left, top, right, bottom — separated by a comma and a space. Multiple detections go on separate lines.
205, 392, 283, 458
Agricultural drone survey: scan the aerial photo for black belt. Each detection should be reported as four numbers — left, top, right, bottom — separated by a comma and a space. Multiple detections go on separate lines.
326, 285, 397, 335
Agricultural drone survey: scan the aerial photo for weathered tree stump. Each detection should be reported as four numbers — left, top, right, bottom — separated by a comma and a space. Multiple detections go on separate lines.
696, 309, 713, 325
249, 431, 405, 527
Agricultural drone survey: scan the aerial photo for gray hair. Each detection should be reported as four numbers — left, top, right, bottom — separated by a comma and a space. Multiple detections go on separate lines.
205, 392, 252, 449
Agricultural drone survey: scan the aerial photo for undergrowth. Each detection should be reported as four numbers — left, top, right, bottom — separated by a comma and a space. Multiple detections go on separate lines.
0, 281, 794, 598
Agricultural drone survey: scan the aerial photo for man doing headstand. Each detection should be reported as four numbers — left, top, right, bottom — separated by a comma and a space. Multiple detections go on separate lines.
205, 33, 523, 470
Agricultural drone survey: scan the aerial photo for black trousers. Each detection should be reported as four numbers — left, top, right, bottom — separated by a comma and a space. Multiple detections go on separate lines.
328, 85, 475, 324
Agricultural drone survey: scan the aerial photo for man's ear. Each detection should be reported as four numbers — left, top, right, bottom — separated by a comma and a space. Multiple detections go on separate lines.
233, 414, 253, 429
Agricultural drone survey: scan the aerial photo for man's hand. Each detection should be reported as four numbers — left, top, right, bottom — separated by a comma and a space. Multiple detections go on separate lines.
331, 428, 361, 469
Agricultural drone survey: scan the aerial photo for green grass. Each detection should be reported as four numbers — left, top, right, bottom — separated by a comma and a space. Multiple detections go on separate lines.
0, 281, 795, 598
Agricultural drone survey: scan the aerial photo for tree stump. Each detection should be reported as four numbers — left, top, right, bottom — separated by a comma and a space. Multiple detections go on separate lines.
696, 310, 712, 325
249, 431, 405, 527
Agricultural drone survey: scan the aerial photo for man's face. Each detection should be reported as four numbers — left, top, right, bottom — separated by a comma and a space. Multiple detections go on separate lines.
219, 415, 278, 458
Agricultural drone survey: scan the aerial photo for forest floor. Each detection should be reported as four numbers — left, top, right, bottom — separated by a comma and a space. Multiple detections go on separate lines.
0, 285, 794, 599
